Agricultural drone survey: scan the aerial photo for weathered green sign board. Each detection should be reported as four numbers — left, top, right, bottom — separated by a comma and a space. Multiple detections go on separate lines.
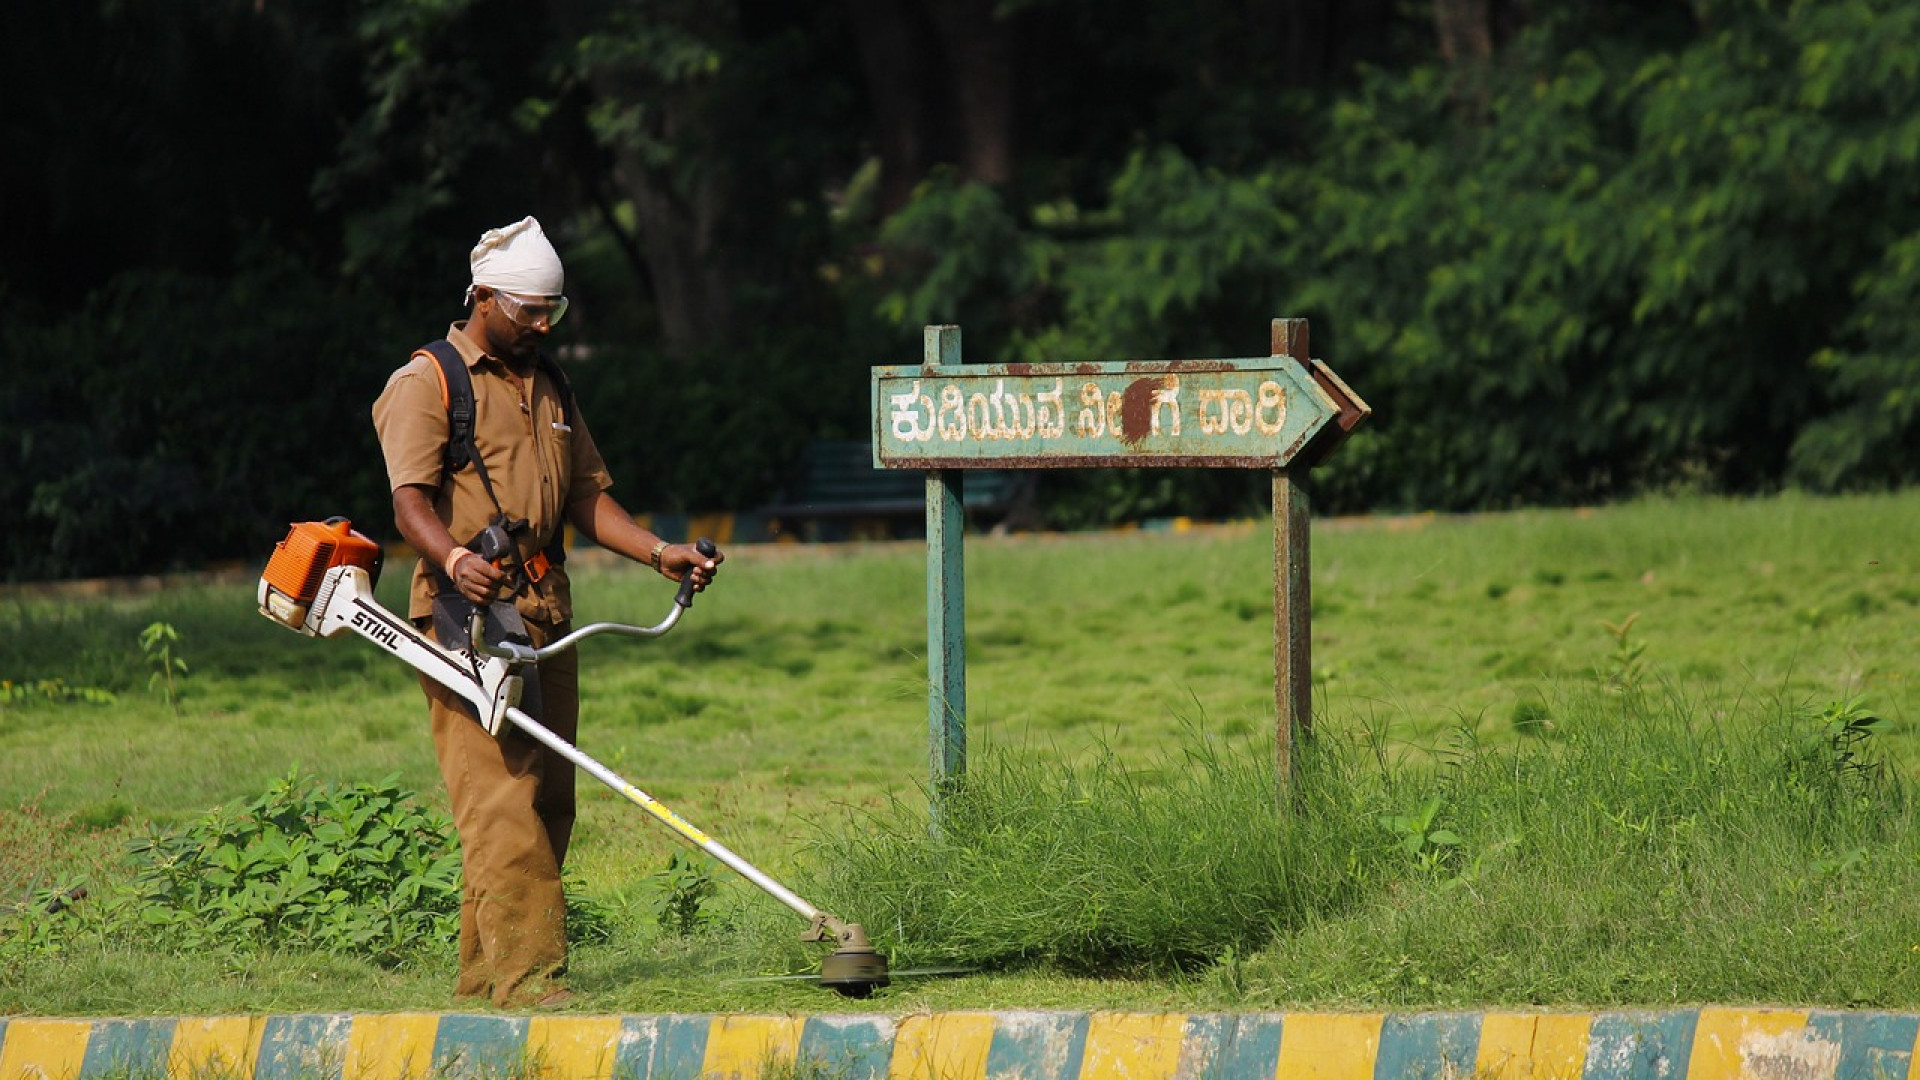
872, 320, 1368, 810
872, 359, 1340, 469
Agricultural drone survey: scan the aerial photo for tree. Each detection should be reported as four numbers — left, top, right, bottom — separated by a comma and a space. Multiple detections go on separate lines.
843, 0, 1015, 214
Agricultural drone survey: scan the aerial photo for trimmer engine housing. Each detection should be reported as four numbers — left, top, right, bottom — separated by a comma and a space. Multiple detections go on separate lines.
258, 518, 383, 633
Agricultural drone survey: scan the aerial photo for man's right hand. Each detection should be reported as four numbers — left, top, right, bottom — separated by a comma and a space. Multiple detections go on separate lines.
445, 546, 509, 605
394, 484, 511, 606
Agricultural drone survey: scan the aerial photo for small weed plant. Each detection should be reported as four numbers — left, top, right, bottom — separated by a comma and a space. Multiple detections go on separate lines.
1599, 612, 1647, 691
1794, 694, 1889, 788
649, 852, 719, 937
1379, 794, 1463, 874
139, 621, 188, 711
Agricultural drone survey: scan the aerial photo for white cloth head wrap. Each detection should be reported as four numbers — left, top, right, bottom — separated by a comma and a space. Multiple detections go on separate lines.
467, 216, 564, 300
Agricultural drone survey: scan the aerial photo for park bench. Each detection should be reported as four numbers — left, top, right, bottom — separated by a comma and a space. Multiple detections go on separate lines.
759, 440, 1028, 541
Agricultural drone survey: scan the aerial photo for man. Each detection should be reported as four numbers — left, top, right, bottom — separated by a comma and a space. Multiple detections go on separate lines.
372, 216, 721, 1008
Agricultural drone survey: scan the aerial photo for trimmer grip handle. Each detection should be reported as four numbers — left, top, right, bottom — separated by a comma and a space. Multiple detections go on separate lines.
673, 537, 720, 609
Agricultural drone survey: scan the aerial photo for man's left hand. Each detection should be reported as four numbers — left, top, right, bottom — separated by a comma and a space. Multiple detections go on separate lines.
661, 542, 723, 591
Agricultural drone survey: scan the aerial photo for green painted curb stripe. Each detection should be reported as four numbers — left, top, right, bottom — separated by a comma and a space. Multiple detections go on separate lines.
1376, 1012, 1482, 1080
256, 1015, 350, 1080
1584, 1010, 1698, 1080
79, 1018, 176, 1079
1191, 1012, 1285, 1078
1809, 1010, 1918, 1080
433, 1015, 526, 1077
609, 1015, 662, 1078
796, 1015, 893, 1080
986, 1010, 1088, 1080
614, 1013, 709, 1079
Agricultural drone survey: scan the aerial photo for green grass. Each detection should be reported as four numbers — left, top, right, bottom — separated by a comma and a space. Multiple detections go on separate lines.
1, 491, 1917, 1014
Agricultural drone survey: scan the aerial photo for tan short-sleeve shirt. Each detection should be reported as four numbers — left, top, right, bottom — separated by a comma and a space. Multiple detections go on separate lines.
371, 323, 614, 624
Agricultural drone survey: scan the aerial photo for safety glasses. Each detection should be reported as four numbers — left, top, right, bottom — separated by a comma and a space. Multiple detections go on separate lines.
492, 289, 569, 330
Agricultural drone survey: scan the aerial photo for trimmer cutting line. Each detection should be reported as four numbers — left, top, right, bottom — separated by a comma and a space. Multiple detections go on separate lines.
256, 518, 890, 997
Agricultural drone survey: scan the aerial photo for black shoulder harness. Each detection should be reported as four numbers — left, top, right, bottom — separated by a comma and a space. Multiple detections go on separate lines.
416, 339, 577, 570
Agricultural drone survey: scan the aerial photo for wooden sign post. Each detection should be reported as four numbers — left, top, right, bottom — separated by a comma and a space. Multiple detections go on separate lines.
871, 320, 1369, 810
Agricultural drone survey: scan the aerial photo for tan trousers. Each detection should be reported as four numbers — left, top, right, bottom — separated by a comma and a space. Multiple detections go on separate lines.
418, 618, 579, 1007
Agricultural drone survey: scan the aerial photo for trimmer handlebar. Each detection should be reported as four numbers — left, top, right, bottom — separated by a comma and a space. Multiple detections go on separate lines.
468, 537, 719, 664
674, 537, 723, 609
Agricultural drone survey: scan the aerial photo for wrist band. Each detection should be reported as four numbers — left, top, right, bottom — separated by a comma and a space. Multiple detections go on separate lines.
445, 546, 476, 578
648, 540, 668, 573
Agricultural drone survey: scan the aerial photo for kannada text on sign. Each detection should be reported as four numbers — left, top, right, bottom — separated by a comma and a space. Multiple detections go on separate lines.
872, 362, 1339, 469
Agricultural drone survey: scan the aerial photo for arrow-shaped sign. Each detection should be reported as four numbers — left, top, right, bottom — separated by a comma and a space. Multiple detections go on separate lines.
872, 348, 1350, 470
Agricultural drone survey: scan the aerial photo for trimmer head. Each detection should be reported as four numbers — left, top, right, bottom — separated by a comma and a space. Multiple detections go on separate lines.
738, 920, 969, 993
812, 921, 890, 998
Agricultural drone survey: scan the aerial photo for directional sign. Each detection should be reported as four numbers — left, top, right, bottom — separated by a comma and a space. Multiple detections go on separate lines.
872, 356, 1343, 470
875, 320, 1371, 803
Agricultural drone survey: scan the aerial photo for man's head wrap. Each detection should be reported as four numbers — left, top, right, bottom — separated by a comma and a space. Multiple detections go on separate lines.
466, 216, 564, 304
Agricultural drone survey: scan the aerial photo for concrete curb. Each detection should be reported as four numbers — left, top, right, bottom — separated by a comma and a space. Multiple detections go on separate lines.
0, 1008, 1914, 1080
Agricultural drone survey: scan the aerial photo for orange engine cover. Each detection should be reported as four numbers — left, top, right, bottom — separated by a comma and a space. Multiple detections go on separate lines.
262, 518, 384, 606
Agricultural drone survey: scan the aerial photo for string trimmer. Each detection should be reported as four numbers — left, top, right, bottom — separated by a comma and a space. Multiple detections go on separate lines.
255, 518, 890, 996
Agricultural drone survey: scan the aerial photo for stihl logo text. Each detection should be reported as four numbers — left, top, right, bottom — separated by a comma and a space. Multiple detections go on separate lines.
351, 610, 402, 651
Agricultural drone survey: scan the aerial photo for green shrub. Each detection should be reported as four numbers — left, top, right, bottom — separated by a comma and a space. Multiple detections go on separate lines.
3, 768, 623, 965
127, 769, 461, 965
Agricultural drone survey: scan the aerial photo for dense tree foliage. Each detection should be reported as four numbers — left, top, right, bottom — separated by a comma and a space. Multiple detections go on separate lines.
5, 0, 1917, 579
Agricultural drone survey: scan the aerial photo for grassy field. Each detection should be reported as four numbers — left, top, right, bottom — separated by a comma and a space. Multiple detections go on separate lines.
1, 491, 1917, 1016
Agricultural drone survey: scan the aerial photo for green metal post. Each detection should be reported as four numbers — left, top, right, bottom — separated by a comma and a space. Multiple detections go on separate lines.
924, 325, 967, 826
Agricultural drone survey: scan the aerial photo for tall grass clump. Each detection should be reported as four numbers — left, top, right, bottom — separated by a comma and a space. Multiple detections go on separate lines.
746, 682, 1919, 1009
739, 723, 1400, 976
1233, 683, 1920, 1008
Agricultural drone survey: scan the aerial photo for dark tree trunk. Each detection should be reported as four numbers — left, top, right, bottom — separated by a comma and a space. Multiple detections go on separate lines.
619, 148, 735, 357
844, 0, 1016, 214
547, 0, 739, 359
1432, 0, 1493, 64
1272, 0, 1332, 87
844, 0, 942, 214
923, 0, 1015, 186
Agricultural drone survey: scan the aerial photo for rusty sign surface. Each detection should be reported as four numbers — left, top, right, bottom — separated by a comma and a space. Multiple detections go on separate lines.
871, 357, 1342, 469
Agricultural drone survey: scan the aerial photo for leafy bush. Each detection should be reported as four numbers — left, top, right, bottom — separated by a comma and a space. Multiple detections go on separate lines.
0, 768, 621, 966
126, 769, 461, 965
0, 256, 409, 582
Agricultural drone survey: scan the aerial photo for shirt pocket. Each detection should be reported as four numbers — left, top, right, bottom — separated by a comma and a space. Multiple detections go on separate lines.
537, 391, 576, 513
